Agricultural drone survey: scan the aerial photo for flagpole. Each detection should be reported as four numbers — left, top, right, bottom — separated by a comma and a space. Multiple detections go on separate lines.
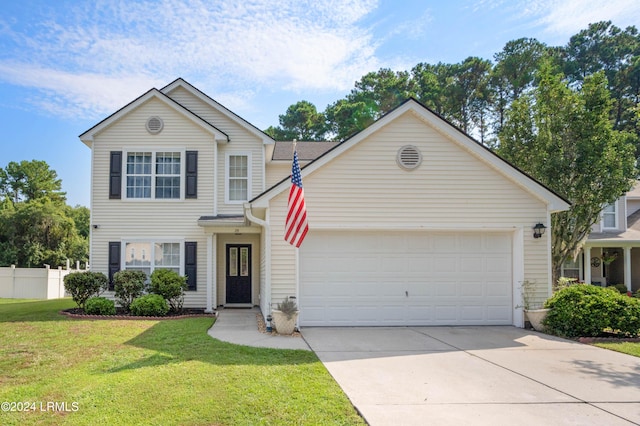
291, 139, 299, 326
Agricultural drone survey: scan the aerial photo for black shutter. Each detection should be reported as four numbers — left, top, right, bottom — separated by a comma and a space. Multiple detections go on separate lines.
185, 151, 198, 199
108, 242, 121, 290
109, 151, 122, 199
185, 241, 197, 291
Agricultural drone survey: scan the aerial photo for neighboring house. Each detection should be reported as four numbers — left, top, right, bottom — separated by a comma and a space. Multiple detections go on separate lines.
80, 78, 569, 327
563, 182, 640, 292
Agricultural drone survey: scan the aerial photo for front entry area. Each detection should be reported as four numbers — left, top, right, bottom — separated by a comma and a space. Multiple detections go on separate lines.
225, 244, 252, 304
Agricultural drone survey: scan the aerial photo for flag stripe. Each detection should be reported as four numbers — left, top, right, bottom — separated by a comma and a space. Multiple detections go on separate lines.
285, 150, 309, 248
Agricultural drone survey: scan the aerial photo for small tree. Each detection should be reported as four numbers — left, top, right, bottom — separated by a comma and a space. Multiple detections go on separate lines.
498, 59, 637, 283
113, 270, 147, 312
149, 269, 187, 313
64, 271, 108, 309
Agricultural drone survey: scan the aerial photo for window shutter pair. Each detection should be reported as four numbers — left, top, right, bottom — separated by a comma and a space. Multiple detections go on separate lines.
109, 151, 197, 199
107, 241, 197, 291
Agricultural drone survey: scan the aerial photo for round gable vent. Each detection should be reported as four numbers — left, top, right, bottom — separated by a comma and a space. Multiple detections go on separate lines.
146, 116, 164, 134
396, 145, 422, 170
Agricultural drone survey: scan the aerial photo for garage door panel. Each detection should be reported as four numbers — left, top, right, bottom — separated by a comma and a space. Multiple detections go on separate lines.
299, 231, 513, 326
433, 256, 458, 272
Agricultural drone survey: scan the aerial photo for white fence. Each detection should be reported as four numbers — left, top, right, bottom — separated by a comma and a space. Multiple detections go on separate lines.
0, 265, 78, 299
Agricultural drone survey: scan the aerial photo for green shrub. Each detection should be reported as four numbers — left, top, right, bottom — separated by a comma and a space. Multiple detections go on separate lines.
543, 284, 640, 337
85, 297, 116, 315
607, 283, 628, 294
64, 271, 108, 309
130, 294, 169, 317
554, 277, 578, 292
113, 270, 147, 312
149, 269, 187, 313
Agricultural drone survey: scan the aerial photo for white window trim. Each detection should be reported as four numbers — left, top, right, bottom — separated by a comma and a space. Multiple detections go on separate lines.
225, 152, 252, 204
121, 239, 185, 276
122, 149, 186, 201
601, 201, 618, 230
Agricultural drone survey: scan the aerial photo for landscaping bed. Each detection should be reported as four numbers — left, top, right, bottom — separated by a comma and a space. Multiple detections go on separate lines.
60, 307, 217, 320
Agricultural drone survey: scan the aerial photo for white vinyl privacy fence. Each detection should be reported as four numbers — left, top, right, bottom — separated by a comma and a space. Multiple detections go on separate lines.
0, 265, 77, 299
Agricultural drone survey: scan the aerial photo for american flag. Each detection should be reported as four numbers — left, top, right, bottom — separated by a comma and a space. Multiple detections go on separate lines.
285, 149, 309, 248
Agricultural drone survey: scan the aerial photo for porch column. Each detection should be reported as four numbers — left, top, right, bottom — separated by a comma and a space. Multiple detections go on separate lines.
205, 234, 215, 313
584, 246, 591, 284
624, 246, 632, 292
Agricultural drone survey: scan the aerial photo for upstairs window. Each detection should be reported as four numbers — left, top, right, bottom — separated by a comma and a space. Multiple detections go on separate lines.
226, 153, 251, 203
155, 152, 181, 199
126, 152, 152, 198
125, 151, 181, 199
602, 202, 617, 229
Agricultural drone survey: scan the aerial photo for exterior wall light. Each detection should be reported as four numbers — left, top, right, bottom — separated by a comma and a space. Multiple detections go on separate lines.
533, 223, 546, 239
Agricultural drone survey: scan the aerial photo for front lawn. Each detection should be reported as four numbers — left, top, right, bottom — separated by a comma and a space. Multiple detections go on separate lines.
594, 341, 640, 357
0, 298, 364, 425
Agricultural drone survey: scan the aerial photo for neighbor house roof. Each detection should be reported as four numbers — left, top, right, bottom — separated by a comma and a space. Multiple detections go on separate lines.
249, 98, 571, 213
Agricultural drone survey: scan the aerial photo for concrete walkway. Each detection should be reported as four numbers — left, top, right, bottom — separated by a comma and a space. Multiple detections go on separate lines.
303, 326, 640, 426
207, 307, 310, 351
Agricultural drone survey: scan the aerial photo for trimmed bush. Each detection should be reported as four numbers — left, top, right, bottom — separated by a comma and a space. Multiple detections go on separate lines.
85, 297, 116, 315
149, 269, 187, 313
64, 271, 108, 309
113, 270, 147, 312
607, 283, 628, 294
130, 294, 169, 317
543, 284, 640, 337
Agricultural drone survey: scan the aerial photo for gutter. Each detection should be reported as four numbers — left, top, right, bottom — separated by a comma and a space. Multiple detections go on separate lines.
244, 203, 271, 316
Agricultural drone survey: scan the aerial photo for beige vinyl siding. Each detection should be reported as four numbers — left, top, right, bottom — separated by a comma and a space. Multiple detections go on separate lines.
165, 87, 265, 214
267, 111, 551, 305
266, 163, 291, 188
90, 97, 217, 307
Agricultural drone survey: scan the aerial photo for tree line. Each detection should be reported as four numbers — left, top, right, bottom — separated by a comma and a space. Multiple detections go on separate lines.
266, 21, 640, 151
266, 21, 640, 283
0, 160, 89, 268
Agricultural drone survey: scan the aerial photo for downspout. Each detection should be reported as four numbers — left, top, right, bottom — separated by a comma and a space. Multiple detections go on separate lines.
244, 203, 271, 316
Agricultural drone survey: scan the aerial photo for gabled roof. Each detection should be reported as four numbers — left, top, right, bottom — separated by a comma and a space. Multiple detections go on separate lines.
79, 88, 229, 147
250, 98, 570, 212
161, 78, 275, 145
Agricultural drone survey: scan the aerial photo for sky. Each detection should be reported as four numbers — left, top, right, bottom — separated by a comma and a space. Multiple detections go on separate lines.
1, 0, 639, 207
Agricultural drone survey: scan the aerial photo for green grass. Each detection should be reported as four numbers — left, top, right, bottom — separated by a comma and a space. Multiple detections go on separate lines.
594, 341, 640, 357
0, 298, 364, 425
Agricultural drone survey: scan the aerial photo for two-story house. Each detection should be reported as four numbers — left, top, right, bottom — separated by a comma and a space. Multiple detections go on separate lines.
562, 182, 640, 292
80, 78, 569, 328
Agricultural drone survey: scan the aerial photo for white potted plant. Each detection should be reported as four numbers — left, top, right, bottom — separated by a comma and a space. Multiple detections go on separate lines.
520, 280, 550, 332
271, 297, 299, 335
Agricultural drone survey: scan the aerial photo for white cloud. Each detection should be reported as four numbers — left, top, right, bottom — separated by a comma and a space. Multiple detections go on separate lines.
534, 0, 640, 36
0, 0, 381, 118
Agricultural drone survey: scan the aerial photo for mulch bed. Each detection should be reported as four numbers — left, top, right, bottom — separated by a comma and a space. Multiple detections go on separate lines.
577, 336, 640, 344
60, 307, 217, 320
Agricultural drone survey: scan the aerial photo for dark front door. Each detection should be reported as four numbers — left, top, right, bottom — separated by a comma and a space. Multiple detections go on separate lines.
226, 244, 251, 304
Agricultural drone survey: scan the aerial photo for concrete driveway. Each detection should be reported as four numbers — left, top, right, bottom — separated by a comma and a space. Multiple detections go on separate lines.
301, 326, 640, 426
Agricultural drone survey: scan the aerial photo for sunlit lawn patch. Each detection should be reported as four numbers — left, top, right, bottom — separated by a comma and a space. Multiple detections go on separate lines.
0, 298, 364, 425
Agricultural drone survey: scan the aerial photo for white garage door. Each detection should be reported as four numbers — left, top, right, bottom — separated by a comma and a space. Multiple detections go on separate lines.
299, 231, 513, 326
